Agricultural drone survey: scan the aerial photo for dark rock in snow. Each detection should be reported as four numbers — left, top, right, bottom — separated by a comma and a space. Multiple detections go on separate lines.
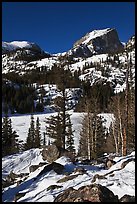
120, 194, 135, 202
92, 173, 107, 183
73, 166, 87, 174
57, 174, 78, 183
47, 184, 63, 191
54, 183, 119, 202
36, 162, 64, 178
14, 192, 26, 202
2, 178, 14, 188
29, 164, 40, 173
29, 161, 48, 172
105, 158, 116, 169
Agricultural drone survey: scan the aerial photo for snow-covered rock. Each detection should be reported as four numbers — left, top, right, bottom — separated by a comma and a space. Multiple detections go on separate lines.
67, 28, 124, 57
2, 149, 135, 202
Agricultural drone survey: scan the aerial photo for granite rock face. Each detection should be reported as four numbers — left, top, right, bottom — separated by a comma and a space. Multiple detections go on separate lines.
68, 28, 124, 57
54, 183, 119, 202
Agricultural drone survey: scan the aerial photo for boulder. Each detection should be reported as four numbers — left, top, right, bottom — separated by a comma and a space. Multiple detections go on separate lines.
36, 162, 64, 178
73, 167, 87, 175
80, 158, 91, 165
14, 192, 26, 202
29, 162, 48, 173
54, 183, 119, 202
29, 164, 40, 173
105, 159, 116, 169
57, 174, 78, 183
41, 145, 60, 163
2, 178, 14, 188
120, 194, 135, 202
92, 174, 107, 183
47, 185, 63, 191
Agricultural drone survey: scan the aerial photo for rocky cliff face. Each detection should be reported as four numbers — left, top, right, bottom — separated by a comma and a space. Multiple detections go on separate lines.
125, 35, 135, 51
68, 28, 124, 57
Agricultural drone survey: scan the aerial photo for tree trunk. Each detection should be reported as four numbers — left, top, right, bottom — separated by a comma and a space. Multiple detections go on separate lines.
123, 127, 127, 156
112, 121, 118, 154
85, 106, 91, 160
62, 88, 66, 150
117, 98, 123, 156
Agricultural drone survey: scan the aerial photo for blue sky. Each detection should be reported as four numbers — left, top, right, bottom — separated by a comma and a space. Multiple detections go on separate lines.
2, 2, 135, 54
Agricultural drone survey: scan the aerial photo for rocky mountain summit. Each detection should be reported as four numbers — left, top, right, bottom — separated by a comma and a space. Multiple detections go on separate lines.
68, 28, 124, 57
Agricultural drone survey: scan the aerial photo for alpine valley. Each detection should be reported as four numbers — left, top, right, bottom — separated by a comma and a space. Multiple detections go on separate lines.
2, 28, 135, 202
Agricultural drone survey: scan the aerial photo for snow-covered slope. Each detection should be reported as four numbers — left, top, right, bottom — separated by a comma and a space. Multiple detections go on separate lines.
2, 30, 135, 94
2, 149, 135, 202
4, 111, 114, 154
3, 41, 32, 51
74, 28, 112, 46
2, 41, 44, 54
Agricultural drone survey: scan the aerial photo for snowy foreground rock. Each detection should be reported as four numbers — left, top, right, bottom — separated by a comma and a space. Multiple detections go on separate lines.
2, 149, 135, 202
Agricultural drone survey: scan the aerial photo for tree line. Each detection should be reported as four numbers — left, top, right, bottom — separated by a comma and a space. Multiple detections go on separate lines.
2, 54, 135, 159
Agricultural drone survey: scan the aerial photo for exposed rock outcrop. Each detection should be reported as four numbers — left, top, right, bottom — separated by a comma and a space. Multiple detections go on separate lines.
36, 162, 64, 178
68, 28, 124, 57
120, 194, 135, 202
54, 183, 119, 202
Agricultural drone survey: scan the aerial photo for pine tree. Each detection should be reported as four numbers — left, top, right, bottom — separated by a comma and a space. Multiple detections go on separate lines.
43, 132, 46, 146
34, 117, 41, 148
45, 111, 75, 152
2, 115, 19, 156
46, 113, 63, 148
25, 114, 35, 150
66, 116, 75, 154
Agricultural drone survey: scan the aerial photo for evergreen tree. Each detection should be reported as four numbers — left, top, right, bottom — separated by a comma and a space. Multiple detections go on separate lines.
2, 115, 19, 156
25, 114, 35, 150
34, 117, 41, 148
45, 111, 75, 152
65, 116, 75, 154
45, 113, 63, 148
43, 132, 46, 146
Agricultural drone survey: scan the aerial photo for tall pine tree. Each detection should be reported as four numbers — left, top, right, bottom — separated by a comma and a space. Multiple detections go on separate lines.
25, 114, 35, 150
34, 117, 41, 148
65, 116, 75, 154
2, 115, 19, 156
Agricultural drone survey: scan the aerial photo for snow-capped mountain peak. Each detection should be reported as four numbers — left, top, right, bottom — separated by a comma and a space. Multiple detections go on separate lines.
77, 28, 113, 46
68, 28, 124, 57
2, 40, 44, 54
3, 41, 33, 50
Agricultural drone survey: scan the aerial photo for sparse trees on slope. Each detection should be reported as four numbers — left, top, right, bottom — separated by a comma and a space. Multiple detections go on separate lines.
25, 115, 42, 150
78, 111, 106, 160
45, 112, 75, 154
